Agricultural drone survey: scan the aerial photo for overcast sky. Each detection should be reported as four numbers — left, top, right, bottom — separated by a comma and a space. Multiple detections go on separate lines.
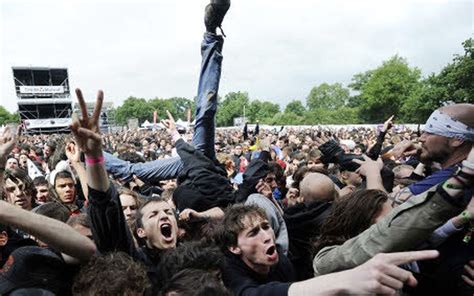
1, 0, 472, 112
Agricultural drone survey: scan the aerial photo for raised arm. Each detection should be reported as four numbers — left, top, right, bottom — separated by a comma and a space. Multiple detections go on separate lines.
70, 89, 108, 192
65, 141, 89, 202
71, 89, 134, 254
0, 126, 18, 192
353, 155, 386, 192
367, 115, 393, 160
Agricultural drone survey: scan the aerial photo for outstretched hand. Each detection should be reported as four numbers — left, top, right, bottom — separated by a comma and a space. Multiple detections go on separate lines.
390, 140, 419, 159
347, 250, 439, 294
70, 89, 103, 157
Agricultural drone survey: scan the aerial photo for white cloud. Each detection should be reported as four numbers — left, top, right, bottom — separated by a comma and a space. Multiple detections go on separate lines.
1, 0, 472, 112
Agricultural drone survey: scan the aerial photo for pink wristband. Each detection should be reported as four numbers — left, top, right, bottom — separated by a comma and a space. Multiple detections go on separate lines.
85, 155, 105, 165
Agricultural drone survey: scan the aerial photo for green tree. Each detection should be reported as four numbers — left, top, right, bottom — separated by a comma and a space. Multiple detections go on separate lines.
149, 97, 194, 122
9, 112, 20, 123
216, 92, 249, 126
0, 107, 18, 125
402, 38, 474, 122
247, 100, 280, 123
268, 112, 304, 125
284, 100, 306, 116
303, 107, 360, 124
351, 55, 422, 123
115, 97, 154, 125
306, 83, 350, 110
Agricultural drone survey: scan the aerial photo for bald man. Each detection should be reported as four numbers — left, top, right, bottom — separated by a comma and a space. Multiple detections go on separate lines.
299, 173, 338, 204
284, 172, 335, 280
420, 104, 474, 168
392, 103, 474, 204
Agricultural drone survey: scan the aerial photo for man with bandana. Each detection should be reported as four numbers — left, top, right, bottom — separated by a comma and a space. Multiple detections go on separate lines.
391, 103, 474, 205
313, 104, 474, 295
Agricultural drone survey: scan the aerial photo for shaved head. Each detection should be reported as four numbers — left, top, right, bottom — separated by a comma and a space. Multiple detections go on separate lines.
420, 103, 474, 168
299, 173, 337, 204
439, 103, 474, 128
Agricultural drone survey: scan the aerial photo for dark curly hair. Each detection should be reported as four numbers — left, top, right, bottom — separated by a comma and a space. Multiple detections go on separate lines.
72, 252, 150, 295
313, 189, 389, 255
159, 240, 224, 284
220, 204, 267, 250
161, 268, 231, 296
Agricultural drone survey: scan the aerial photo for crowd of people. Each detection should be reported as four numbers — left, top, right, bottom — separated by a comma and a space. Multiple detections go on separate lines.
1, 1, 474, 295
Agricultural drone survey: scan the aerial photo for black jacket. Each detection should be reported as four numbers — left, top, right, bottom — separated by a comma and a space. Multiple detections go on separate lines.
284, 201, 332, 280
222, 251, 295, 296
88, 185, 164, 293
173, 139, 236, 212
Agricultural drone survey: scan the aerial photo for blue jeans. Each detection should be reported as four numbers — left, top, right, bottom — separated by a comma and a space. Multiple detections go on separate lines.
104, 32, 224, 183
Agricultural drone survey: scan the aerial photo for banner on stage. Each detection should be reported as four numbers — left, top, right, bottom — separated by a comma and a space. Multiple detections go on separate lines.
19, 86, 64, 94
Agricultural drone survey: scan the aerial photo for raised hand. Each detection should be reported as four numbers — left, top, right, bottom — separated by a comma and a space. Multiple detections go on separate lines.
65, 141, 81, 164
160, 110, 177, 137
353, 155, 384, 176
256, 179, 273, 199
179, 208, 200, 221
0, 126, 17, 163
70, 89, 103, 157
382, 115, 395, 132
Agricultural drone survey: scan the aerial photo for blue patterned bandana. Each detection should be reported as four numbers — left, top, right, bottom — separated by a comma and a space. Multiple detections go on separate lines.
424, 110, 474, 141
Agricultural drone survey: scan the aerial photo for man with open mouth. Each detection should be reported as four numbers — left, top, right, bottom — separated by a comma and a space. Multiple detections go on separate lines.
220, 204, 445, 296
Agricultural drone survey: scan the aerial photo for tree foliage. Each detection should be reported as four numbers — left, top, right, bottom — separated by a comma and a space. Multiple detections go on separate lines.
149, 97, 194, 121
100, 38, 474, 126
247, 100, 280, 123
0, 107, 19, 125
285, 100, 306, 116
216, 92, 249, 126
307, 83, 350, 110
351, 55, 422, 123
402, 38, 474, 122
302, 107, 361, 125
115, 97, 154, 125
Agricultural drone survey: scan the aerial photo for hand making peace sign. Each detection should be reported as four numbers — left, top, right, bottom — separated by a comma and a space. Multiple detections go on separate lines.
70, 88, 104, 157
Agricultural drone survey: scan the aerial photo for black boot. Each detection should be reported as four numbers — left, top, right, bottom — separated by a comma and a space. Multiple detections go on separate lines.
204, 0, 230, 36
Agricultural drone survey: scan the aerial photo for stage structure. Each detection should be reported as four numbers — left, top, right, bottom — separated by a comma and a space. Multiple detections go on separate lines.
13, 67, 72, 133
73, 101, 115, 133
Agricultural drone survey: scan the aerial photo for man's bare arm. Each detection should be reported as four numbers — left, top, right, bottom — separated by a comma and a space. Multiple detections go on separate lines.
0, 200, 96, 261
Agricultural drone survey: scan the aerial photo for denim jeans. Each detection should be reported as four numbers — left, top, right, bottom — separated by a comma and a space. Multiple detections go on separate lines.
104, 32, 224, 183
